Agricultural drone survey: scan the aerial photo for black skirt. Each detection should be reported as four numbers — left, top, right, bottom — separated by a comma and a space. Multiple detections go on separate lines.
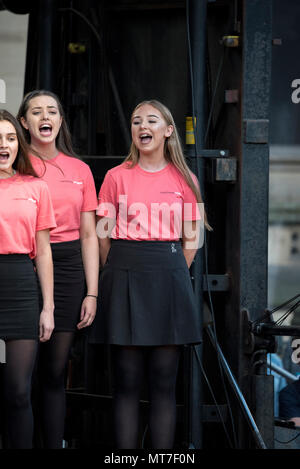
50, 239, 85, 332
90, 239, 202, 346
0, 254, 39, 340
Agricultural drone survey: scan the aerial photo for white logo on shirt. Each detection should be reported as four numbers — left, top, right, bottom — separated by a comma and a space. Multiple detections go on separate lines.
160, 191, 182, 197
61, 180, 83, 185
13, 197, 37, 204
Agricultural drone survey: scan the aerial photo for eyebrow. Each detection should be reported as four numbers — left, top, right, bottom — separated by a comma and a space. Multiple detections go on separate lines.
31, 106, 58, 110
0, 132, 17, 136
132, 114, 160, 120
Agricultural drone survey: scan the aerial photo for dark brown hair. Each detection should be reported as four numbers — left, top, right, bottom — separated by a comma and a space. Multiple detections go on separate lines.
16, 89, 77, 158
0, 109, 37, 176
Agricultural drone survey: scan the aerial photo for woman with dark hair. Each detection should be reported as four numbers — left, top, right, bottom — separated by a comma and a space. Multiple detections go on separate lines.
17, 91, 99, 448
96, 100, 208, 449
0, 109, 56, 448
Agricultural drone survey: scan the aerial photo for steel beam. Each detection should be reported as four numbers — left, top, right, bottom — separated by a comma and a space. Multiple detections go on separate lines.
186, 0, 208, 449
239, 0, 273, 447
37, 0, 55, 90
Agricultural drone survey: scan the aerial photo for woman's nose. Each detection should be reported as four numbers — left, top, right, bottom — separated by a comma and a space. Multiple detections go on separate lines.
41, 110, 50, 120
0, 138, 8, 148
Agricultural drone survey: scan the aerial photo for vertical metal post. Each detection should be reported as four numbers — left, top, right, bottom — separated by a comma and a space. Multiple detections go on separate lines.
186, 0, 207, 449
38, 0, 55, 90
240, 0, 273, 447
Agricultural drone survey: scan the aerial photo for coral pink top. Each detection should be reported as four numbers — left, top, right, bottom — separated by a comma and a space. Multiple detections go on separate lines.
30, 153, 98, 243
97, 162, 201, 241
0, 173, 56, 258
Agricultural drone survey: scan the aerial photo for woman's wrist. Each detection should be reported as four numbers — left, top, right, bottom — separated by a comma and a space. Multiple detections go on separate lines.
42, 304, 55, 313
86, 294, 98, 299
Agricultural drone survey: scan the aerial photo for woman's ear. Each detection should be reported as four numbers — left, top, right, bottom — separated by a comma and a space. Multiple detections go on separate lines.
20, 116, 29, 130
165, 125, 174, 138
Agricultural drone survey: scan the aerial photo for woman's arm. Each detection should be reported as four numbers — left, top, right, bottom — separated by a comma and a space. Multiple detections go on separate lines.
182, 220, 200, 268
78, 211, 99, 329
35, 229, 55, 342
99, 236, 111, 268
97, 216, 116, 267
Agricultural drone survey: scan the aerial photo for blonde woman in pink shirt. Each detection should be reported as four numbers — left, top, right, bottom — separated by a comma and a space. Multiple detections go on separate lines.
96, 100, 208, 449
17, 91, 99, 448
0, 110, 56, 448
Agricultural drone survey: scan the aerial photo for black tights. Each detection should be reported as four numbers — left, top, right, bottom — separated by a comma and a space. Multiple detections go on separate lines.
2, 339, 38, 448
37, 331, 74, 448
113, 345, 180, 449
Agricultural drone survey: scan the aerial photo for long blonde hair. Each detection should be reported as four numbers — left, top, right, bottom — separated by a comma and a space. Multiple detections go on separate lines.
125, 100, 211, 230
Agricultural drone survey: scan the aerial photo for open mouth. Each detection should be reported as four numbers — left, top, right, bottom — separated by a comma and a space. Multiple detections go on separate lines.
39, 124, 52, 137
140, 133, 152, 144
0, 152, 9, 162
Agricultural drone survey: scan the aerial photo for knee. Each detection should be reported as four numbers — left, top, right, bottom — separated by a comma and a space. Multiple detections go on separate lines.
114, 369, 141, 396
150, 369, 177, 396
38, 363, 66, 390
5, 385, 30, 411
40, 365, 66, 389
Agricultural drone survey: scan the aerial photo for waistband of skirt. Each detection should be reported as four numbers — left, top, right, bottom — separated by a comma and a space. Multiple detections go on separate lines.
51, 238, 81, 251
111, 239, 181, 248
0, 253, 30, 261
107, 239, 185, 270
50, 239, 82, 262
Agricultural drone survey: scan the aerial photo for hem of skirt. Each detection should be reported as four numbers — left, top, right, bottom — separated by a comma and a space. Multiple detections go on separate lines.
0, 335, 39, 341
88, 338, 202, 346
53, 327, 78, 332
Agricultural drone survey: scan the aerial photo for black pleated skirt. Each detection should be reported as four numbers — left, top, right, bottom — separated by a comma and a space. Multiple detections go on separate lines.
50, 239, 85, 332
0, 254, 39, 340
90, 239, 202, 346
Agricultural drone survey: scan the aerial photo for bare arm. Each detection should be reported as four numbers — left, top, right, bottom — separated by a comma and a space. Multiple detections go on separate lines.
34, 229, 54, 342
181, 220, 200, 268
78, 211, 99, 329
97, 216, 116, 268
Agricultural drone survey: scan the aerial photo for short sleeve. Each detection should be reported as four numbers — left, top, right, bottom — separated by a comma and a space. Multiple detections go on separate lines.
182, 172, 202, 221
81, 165, 98, 212
96, 171, 118, 218
36, 182, 57, 231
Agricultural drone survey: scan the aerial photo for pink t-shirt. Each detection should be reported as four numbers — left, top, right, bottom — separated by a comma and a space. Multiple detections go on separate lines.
0, 173, 56, 258
30, 153, 98, 243
97, 162, 201, 241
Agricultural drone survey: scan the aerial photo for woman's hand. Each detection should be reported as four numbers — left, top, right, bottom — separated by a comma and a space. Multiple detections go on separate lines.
39, 307, 55, 342
35, 229, 55, 342
182, 220, 200, 268
77, 296, 97, 329
79, 211, 99, 330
